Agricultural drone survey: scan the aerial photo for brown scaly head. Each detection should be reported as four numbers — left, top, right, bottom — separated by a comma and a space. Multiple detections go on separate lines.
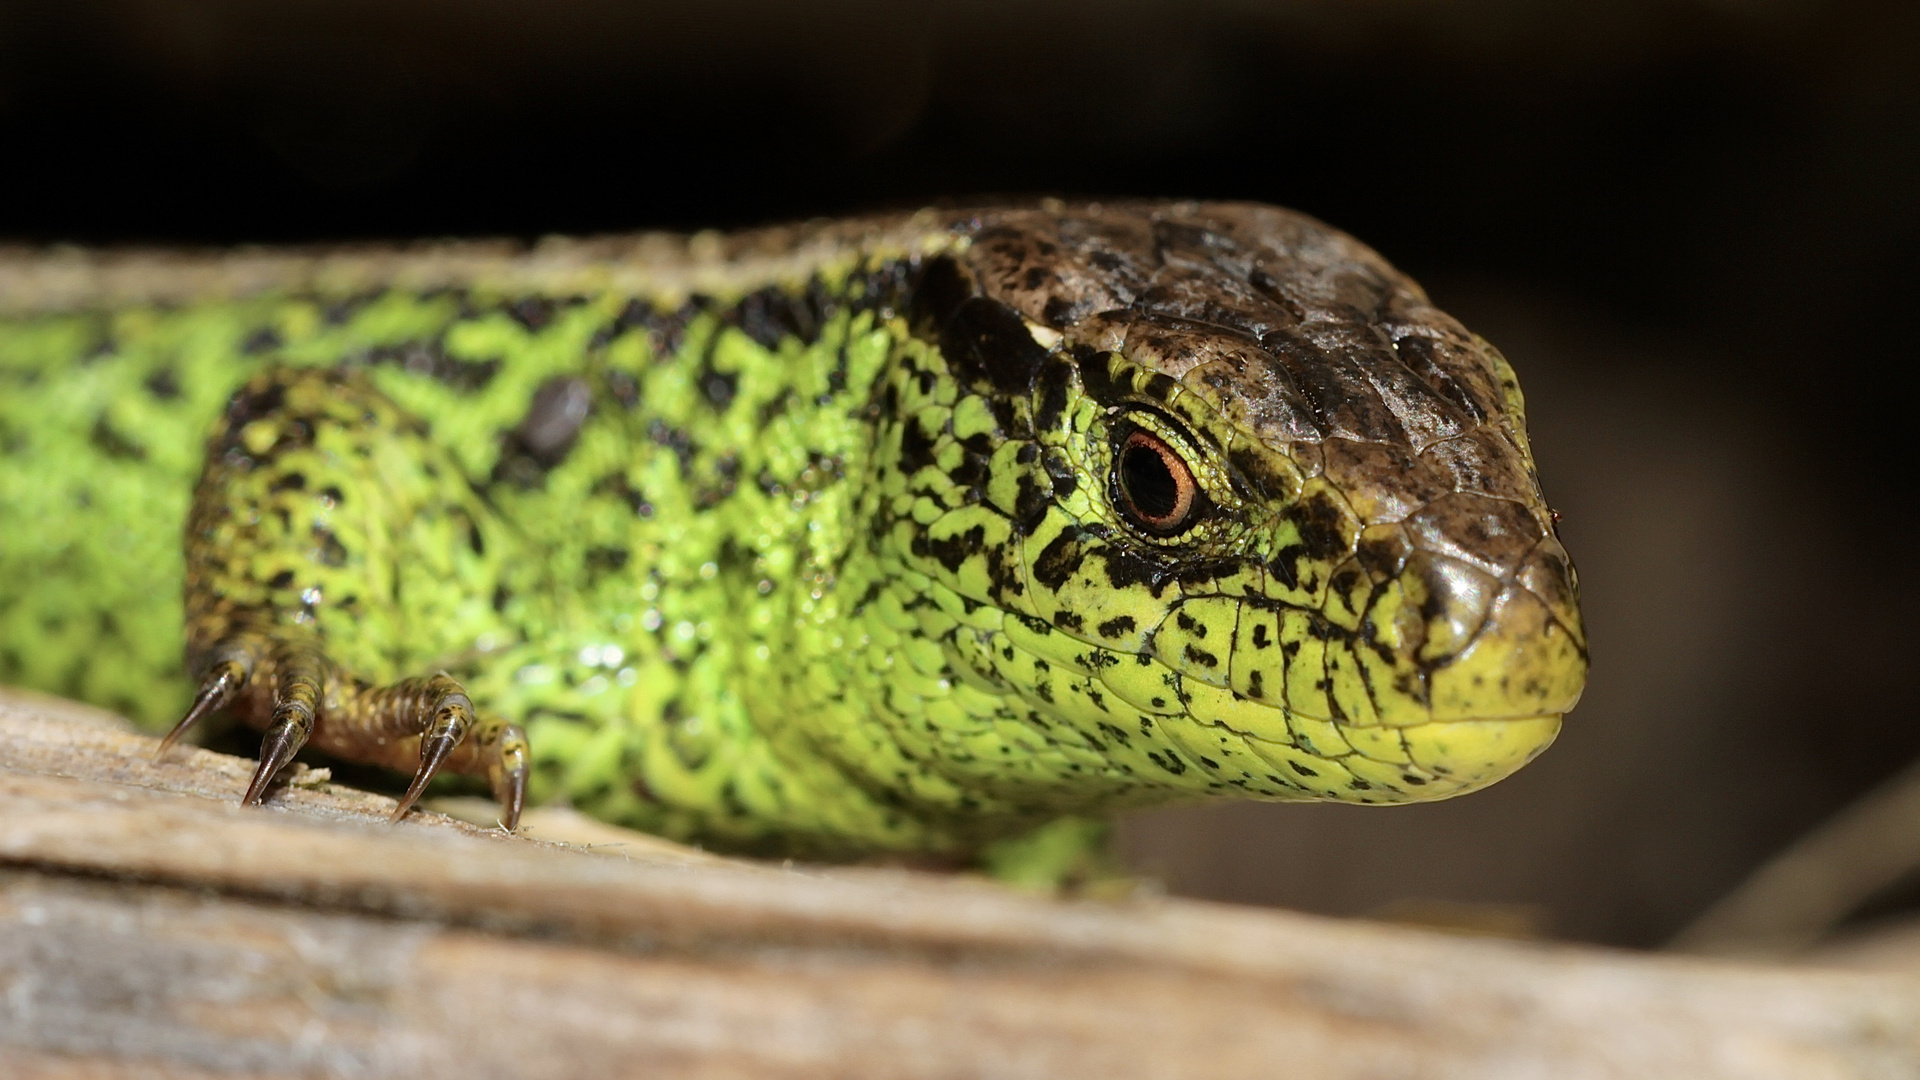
864, 201, 1587, 812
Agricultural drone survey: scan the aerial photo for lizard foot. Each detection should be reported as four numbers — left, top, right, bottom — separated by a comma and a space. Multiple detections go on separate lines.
157, 630, 529, 830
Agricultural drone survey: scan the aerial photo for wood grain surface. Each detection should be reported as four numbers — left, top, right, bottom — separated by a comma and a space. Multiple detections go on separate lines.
0, 688, 1913, 1079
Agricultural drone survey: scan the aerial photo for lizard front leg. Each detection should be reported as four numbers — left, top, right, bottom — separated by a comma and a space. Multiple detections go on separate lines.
158, 366, 529, 827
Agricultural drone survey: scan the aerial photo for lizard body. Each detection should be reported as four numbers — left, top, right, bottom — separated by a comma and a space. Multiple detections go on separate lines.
0, 202, 1586, 867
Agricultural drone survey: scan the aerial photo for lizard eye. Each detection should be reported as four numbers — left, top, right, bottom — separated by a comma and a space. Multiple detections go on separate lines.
1114, 427, 1199, 534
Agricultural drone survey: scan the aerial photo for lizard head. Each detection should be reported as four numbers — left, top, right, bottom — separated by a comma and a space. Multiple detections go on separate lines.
888, 202, 1585, 807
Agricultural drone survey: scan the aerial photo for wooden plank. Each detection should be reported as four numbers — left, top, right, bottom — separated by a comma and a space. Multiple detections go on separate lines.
1, 688, 1915, 1079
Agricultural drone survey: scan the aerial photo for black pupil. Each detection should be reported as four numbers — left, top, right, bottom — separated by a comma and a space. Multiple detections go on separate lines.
1121, 443, 1181, 520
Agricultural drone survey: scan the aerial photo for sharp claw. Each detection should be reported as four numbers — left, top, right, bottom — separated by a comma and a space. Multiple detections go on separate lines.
496, 760, 527, 833
489, 723, 530, 832
390, 693, 473, 823
390, 729, 458, 823
499, 780, 525, 833
156, 659, 247, 761
243, 703, 312, 806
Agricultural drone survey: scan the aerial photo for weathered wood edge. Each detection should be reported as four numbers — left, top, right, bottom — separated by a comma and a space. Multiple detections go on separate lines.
1, 688, 1915, 1079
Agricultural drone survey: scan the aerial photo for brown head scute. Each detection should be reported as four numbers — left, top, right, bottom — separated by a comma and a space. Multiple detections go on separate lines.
963, 203, 1498, 451
957, 203, 1557, 544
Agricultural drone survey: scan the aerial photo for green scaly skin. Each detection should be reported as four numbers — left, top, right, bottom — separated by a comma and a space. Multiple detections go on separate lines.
0, 203, 1587, 867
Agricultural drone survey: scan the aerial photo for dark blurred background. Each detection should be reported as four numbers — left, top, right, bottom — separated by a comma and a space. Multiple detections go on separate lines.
2, 0, 1915, 949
